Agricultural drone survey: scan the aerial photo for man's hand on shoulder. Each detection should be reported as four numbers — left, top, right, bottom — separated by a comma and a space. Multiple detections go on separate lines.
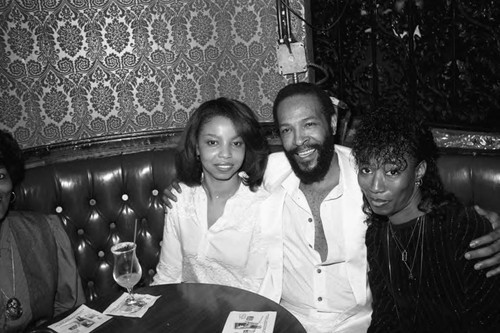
162, 181, 182, 210
464, 205, 500, 277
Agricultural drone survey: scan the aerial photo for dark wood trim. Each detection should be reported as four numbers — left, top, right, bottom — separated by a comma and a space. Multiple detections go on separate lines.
23, 124, 283, 168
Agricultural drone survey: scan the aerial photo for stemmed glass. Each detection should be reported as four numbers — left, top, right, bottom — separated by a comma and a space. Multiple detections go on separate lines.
111, 242, 142, 306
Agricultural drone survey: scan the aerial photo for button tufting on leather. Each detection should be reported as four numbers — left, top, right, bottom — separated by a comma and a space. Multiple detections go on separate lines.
149, 269, 155, 276
110, 222, 116, 229
55, 206, 63, 213
98, 251, 105, 258
152, 189, 159, 196
77, 229, 84, 235
88, 281, 94, 287
122, 194, 129, 201
89, 199, 96, 206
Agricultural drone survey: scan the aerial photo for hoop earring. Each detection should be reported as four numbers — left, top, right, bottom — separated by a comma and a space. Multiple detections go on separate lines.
10, 191, 16, 203
415, 179, 422, 187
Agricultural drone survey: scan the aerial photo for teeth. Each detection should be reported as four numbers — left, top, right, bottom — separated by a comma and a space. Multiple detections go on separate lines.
297, 148, 315, 158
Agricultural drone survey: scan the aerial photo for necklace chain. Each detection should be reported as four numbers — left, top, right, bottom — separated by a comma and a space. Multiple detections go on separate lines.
389, 217, 423, 280
1, 236, 23, 321
386, 215, 426, 323
1, 243, 15, 299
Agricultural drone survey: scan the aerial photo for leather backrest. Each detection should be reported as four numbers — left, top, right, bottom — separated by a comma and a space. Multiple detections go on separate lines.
437, 152, 500, 213
13, 150, 177, 301
12, 147, 500, 301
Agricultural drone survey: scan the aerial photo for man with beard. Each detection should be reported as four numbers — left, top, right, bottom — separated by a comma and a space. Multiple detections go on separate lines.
261, 82, 500, 333
161, 82, 500, 332
261, 82, 371, 332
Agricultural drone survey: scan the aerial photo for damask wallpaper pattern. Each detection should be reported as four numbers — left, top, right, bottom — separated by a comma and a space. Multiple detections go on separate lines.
0, 0, 305, 148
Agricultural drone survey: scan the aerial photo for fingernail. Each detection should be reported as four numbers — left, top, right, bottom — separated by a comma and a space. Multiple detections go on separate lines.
470, 241, 477, 248
474, 263, 482, 270
464, 253, 471, 260
486, 272, 492, 278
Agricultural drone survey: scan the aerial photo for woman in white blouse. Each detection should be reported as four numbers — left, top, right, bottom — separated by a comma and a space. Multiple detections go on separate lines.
152, 98, 280, 301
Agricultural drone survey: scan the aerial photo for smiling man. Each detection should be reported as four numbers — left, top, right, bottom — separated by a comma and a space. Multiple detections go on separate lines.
262, 82, 371, 332
261, 82, 500, 333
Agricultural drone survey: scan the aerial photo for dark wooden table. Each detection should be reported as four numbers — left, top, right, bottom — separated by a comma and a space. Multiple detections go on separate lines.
39, 283, 306, 333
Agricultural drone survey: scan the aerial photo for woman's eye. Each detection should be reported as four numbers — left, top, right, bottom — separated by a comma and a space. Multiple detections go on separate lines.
360, 167, 371, 174
305, 122, 315, 128
0, 173, 5, 180
233, 141, 244, 147
386, 169, 399, 176
280, 128, 290, 134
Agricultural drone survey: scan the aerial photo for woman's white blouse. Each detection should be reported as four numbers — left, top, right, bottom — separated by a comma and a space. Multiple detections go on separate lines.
152, 182, 273, 295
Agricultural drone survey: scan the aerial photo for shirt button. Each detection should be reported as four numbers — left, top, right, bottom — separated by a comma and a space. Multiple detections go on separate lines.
317, 268, 322, 273
308, 218, 313, 223
318, 297, 323, 302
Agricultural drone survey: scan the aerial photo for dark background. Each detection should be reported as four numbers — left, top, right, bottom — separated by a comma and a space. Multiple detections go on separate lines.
310, 0, 500, 130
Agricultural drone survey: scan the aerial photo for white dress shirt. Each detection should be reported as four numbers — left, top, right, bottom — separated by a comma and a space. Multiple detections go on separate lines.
152, 182, 280, 301
264, 145, 372, 333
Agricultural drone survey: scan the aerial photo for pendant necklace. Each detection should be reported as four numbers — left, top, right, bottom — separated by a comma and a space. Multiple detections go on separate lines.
389, 216, 424, 280
1, 243, 23, 321
387, 215, 425, 323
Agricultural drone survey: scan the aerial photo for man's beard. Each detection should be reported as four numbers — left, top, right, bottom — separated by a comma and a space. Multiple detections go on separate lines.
284, 133, 336, 185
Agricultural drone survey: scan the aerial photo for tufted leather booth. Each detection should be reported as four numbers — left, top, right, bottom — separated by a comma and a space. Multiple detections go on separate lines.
13, 149, 177, 302
12, 146, 500, 302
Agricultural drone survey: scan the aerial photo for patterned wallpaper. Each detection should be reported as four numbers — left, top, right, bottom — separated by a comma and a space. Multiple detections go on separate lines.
0, 0, 306, 148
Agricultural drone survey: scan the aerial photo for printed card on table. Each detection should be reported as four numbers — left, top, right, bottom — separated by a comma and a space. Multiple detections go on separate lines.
48, 304, 111, 333
222, 311, 276, 333
103, 293, 161, 318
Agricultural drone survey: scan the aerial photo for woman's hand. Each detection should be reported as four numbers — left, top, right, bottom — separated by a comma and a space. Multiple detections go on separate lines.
162, 181, 182, 209
464, 205, 500, 277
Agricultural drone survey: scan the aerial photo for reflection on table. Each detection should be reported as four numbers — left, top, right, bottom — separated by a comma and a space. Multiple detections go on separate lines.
42, 283, 307, 333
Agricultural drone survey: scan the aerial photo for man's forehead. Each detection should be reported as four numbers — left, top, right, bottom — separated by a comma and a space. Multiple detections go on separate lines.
278, 95, 324, 119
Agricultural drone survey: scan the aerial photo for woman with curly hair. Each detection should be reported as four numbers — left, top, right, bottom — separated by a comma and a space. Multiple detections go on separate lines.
351, 106, 500, 332
152, 98, 281, 301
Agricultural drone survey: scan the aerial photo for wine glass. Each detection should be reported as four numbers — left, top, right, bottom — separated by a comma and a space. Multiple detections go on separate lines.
111, 242, 142, 306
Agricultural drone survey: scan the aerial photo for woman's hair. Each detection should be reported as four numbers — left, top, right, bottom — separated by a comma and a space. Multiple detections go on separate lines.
351, 106, 456, 225
176, 97, 269, 191
0, 129, 25, 187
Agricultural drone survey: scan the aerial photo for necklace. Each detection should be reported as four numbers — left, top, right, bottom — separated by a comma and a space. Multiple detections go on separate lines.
386, 215, 425, 322
1, 243, 23, 321
389, 217, 423, 280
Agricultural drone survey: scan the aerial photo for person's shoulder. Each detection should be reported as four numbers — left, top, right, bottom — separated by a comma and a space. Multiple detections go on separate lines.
434, 202, 492, 234
9, 210, 59, 225
245, 184, 271, 201
169, 183, 205, 212
263, 152, 293, 191
335, 144, 352, 156
335, 144, 356, 165
267, 151, 290, 168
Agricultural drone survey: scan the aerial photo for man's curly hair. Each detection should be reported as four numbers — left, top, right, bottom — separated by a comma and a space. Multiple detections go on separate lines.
351, 106, 456, 225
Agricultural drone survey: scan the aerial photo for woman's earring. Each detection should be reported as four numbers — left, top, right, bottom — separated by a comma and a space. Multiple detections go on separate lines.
238, 171, 249, 180
415, 179, 422, 187
10, 191, 16, 203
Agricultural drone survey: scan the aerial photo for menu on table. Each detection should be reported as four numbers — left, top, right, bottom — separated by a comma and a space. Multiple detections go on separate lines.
48, 305, 111, 333
222, 311, 276, 333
